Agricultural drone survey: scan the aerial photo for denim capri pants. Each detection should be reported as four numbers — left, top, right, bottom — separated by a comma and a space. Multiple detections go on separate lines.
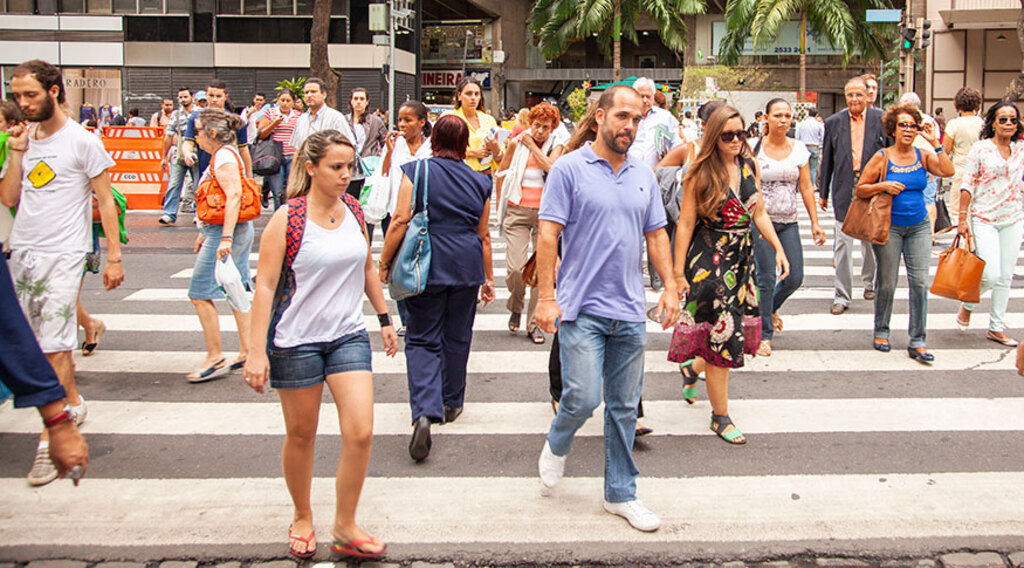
268, 329, 373, 390
187, 221, 254, 301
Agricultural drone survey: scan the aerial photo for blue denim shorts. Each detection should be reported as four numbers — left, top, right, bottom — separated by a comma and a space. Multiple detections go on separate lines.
923, 175, 937, 205
187, 221, 254, 301
268, 329, 372, 390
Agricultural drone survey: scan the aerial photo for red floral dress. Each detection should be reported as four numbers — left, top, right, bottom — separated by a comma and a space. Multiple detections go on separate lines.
673, 157, 761, 368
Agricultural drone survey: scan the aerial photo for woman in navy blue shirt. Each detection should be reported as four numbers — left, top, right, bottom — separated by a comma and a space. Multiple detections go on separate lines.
856, 103, 953, 362
378, 115, 495, 461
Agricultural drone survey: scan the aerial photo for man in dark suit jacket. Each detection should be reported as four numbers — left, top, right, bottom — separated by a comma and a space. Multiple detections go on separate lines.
818, 76, 889, 315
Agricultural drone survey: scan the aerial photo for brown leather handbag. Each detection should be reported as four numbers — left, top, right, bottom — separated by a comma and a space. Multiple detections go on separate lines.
522, 251, 538, 287
841, 149, 893, 245
931, 233, 985, 303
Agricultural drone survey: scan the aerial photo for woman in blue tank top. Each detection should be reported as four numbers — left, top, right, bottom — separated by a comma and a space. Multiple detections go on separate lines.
855, 103, 954, 362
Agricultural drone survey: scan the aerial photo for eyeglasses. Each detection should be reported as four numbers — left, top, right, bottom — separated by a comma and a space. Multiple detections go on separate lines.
896, 122, 920, 131
720, 130, 748, 143
997, 116, 1020, 125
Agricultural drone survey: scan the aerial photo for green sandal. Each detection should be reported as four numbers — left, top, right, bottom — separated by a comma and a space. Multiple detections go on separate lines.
680, 361, 699, 404
710, 413, 746, 445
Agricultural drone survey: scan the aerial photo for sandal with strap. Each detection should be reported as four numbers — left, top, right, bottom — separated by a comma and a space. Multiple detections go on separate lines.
287, 525, 316, 559
710, 413, 746, 445
755, 339, 772, 357
508, 312, 522, 335
528, 327, 545, 344
330, 536, 387, 559
680, 362, 700, 404
772, 312, 783, 333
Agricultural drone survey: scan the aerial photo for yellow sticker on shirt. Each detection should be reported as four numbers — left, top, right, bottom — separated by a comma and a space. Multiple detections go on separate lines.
27, 161, 56, 188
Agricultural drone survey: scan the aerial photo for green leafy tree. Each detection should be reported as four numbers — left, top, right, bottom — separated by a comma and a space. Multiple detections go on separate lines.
717, 0, 892, 101
529, 0, 707, 82
276, 77, 307, 102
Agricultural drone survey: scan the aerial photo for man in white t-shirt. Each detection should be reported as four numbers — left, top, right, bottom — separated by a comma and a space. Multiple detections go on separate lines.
0, 59, 124, 487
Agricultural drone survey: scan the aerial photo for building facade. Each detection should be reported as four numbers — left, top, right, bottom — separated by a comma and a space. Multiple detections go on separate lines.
0, 0, 417, 121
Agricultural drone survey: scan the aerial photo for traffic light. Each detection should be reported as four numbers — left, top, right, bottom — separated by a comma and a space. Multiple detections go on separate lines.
901, 25, 917, 52
919, 19, 932, 49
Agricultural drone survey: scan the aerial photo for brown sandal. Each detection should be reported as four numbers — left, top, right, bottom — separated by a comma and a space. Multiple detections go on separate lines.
529, 327, 545, 344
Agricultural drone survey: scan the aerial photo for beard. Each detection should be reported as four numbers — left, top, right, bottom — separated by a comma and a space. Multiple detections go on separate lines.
25, 96, 55, 122
600, 126, 634, 155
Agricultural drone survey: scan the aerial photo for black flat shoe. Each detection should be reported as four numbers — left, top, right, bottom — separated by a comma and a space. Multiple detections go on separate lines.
908, 347, 934, 364
873, 339, 891, 352
409, 416, 431, 462
443, 405, 463, 424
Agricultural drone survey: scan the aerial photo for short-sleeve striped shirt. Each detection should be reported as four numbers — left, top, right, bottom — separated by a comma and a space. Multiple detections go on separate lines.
265, 107, 301, 156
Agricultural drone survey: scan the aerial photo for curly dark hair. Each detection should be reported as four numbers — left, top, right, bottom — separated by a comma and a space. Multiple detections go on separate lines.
953, 87, 982, 113
981, 101, 1023, 142
882, 103, 923, 138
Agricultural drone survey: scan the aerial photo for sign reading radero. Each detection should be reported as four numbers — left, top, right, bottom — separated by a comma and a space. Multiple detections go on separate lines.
422, 70, 491, 89
64, 77, 120, 90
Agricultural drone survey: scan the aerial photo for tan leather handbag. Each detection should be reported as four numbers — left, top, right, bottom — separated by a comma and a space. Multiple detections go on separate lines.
842, 149, 893, 245
931, 233, 985, 303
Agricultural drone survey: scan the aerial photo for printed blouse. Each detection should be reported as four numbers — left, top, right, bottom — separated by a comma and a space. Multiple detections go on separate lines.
960, 139, 1024, 225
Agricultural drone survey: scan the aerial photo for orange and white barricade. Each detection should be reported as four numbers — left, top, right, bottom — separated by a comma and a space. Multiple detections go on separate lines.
101, 126, 168, 210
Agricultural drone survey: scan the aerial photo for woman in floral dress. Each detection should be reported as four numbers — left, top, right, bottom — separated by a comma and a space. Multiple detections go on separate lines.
673, 106, 789, 445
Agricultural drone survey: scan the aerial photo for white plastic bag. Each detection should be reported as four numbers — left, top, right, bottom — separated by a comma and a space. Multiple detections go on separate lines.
362, 170, 390, 224
215, 257, 251, 313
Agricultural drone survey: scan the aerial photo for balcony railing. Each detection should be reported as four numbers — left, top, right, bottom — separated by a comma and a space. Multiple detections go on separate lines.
950, 0, 1020, 9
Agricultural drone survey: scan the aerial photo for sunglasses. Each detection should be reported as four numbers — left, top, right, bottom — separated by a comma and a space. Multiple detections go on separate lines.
997, 116, 1020, 125
720, 130, 748, 143
896, 122, 920, 131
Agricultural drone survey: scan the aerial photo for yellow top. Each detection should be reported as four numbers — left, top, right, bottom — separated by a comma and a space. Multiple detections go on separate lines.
445, 106, 499, 172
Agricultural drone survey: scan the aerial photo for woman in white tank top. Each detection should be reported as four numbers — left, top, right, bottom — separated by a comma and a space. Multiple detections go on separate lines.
244, 131, 398, 560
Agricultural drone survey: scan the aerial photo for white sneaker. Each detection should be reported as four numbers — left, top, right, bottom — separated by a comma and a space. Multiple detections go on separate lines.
158, 215, 174, 226
604, 498, 661, 532
538, 440, 566, 488
69, 396, 86, 427
27, 445, 57, 487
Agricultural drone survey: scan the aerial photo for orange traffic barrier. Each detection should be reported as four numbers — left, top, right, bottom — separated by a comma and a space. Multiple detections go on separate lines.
101, 126, 168, 210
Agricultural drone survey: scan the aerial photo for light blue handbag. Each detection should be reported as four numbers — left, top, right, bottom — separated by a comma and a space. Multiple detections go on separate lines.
388, 158, 432, 301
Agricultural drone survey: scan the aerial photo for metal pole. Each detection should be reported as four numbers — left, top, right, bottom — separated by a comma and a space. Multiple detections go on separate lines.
388, 0, 395, 129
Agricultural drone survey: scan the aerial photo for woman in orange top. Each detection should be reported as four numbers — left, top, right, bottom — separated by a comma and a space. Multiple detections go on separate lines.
495, 102, 565, 344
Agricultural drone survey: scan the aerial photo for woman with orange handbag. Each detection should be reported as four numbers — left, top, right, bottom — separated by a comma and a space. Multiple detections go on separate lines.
955, 102, 1024, 347
186, 108, 256, 382
855, 103, 953, 362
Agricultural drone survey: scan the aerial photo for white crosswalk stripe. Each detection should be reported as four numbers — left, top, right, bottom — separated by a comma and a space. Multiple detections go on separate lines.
3, 207, 1023, 560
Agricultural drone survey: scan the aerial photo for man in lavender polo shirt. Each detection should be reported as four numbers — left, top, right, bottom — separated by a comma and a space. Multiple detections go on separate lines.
533, 85, 680, 532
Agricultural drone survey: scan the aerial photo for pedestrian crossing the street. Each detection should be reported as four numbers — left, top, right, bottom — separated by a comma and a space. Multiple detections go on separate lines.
2, 211, 1023, 562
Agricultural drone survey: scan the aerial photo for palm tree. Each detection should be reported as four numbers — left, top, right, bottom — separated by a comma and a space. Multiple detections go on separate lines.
717, 0, 892, 102
529, 0, 708, 82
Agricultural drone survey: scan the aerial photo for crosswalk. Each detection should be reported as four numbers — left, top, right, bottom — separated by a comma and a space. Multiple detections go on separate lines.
2, 210, 1024, 561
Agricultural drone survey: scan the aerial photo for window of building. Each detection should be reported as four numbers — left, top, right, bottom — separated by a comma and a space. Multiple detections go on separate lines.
193, 11, 214, 41
269, 0, 291, 14
139, 0, 161, 13
243, 0, 266, 14
60, 0, 86, 12
87, 0, 113, 12
328, 17, 346, 43
112, 0, 137, 12
165, 0, 187, 12
215, 16, 311, 42
126, 15, 190, 40
217, 0, 239, 13
294, 0, 312, 15
5, 0, 34, 13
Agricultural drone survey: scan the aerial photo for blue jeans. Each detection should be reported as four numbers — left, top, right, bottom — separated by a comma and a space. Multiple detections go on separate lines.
806, 145, 820, 189
264, 154, 293, 210
162, 160, 198, 222
872, 218, 931, 348
547, 311, 646, 503
753, 222, 804, 340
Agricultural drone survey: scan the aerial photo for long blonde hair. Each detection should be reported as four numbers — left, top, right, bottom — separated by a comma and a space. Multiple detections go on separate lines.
683, 105, 751, 221
565, 104, 598, 152
286, 130, 356, 199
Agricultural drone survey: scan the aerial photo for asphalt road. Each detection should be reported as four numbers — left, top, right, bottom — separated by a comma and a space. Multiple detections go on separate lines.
2, 210, 1023, 564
